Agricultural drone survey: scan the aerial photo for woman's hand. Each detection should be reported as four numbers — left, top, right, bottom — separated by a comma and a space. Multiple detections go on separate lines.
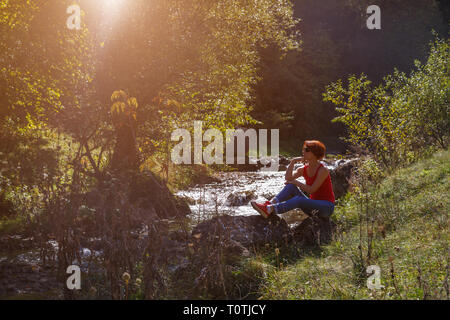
285, 157, 305, 181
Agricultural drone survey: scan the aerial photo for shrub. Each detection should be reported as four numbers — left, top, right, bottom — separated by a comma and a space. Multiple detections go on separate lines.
323, 36, 449, 170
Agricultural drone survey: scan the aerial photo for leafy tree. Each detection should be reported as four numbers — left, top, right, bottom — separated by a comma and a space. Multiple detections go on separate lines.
0, 0, 94, 191
397, 37, 450, 149
323, 36, 449, 169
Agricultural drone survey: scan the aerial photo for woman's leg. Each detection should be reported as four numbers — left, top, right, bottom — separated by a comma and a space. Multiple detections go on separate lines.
272, 183, 307, 203
272, 196, 334, 218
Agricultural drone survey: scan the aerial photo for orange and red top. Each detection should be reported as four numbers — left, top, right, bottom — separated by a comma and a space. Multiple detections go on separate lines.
302, 163, 335, 203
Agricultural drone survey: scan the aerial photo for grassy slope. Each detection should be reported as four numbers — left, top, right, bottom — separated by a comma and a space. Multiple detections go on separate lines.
257, 150, 449, 299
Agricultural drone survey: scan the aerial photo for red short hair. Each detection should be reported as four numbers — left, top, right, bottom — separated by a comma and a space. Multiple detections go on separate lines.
303, 140, 326, 160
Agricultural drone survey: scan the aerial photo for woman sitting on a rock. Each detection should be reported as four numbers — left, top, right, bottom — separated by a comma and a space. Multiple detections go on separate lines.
251, 140, 335, 219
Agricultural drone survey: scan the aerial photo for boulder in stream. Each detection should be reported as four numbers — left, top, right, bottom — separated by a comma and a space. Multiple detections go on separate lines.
225, 190, 257, 206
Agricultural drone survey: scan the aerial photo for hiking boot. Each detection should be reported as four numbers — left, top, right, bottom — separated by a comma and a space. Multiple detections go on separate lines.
251, 200, 272, 219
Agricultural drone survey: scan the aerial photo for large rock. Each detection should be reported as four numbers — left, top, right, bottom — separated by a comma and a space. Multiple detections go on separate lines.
128, 171, 192, 218
191, 214, 290, 249
83, 171, 192, 219
189, 212, 338, 252
189, 213, 338, 257
291, 216, 337, 246
330, 159, 357, 199
225, 190, 257, 206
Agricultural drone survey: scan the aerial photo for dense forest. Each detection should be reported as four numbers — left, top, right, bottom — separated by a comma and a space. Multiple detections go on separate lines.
0, 0, 448, 301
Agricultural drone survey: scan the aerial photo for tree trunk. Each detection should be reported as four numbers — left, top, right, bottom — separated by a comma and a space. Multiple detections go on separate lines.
111, 123, 139, 172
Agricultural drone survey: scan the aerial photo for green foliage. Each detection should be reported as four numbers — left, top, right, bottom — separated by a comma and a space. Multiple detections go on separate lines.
0, 0, 100, 202
323, 36, 449, 169
393, 36, 450, 149
0, 0, 93, 124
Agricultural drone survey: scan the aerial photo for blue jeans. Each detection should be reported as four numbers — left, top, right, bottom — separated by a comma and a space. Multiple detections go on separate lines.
272, 183, 334, 218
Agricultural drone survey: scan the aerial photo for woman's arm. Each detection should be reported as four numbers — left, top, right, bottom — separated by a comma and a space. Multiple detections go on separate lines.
285, 157, 304, 181
287, 167, 329, 194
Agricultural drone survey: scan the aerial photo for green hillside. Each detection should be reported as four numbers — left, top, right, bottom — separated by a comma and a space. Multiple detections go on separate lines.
256, 150, 449, 299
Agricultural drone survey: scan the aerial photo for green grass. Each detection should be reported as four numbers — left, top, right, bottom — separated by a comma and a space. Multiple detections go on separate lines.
254, 149, 449, 300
